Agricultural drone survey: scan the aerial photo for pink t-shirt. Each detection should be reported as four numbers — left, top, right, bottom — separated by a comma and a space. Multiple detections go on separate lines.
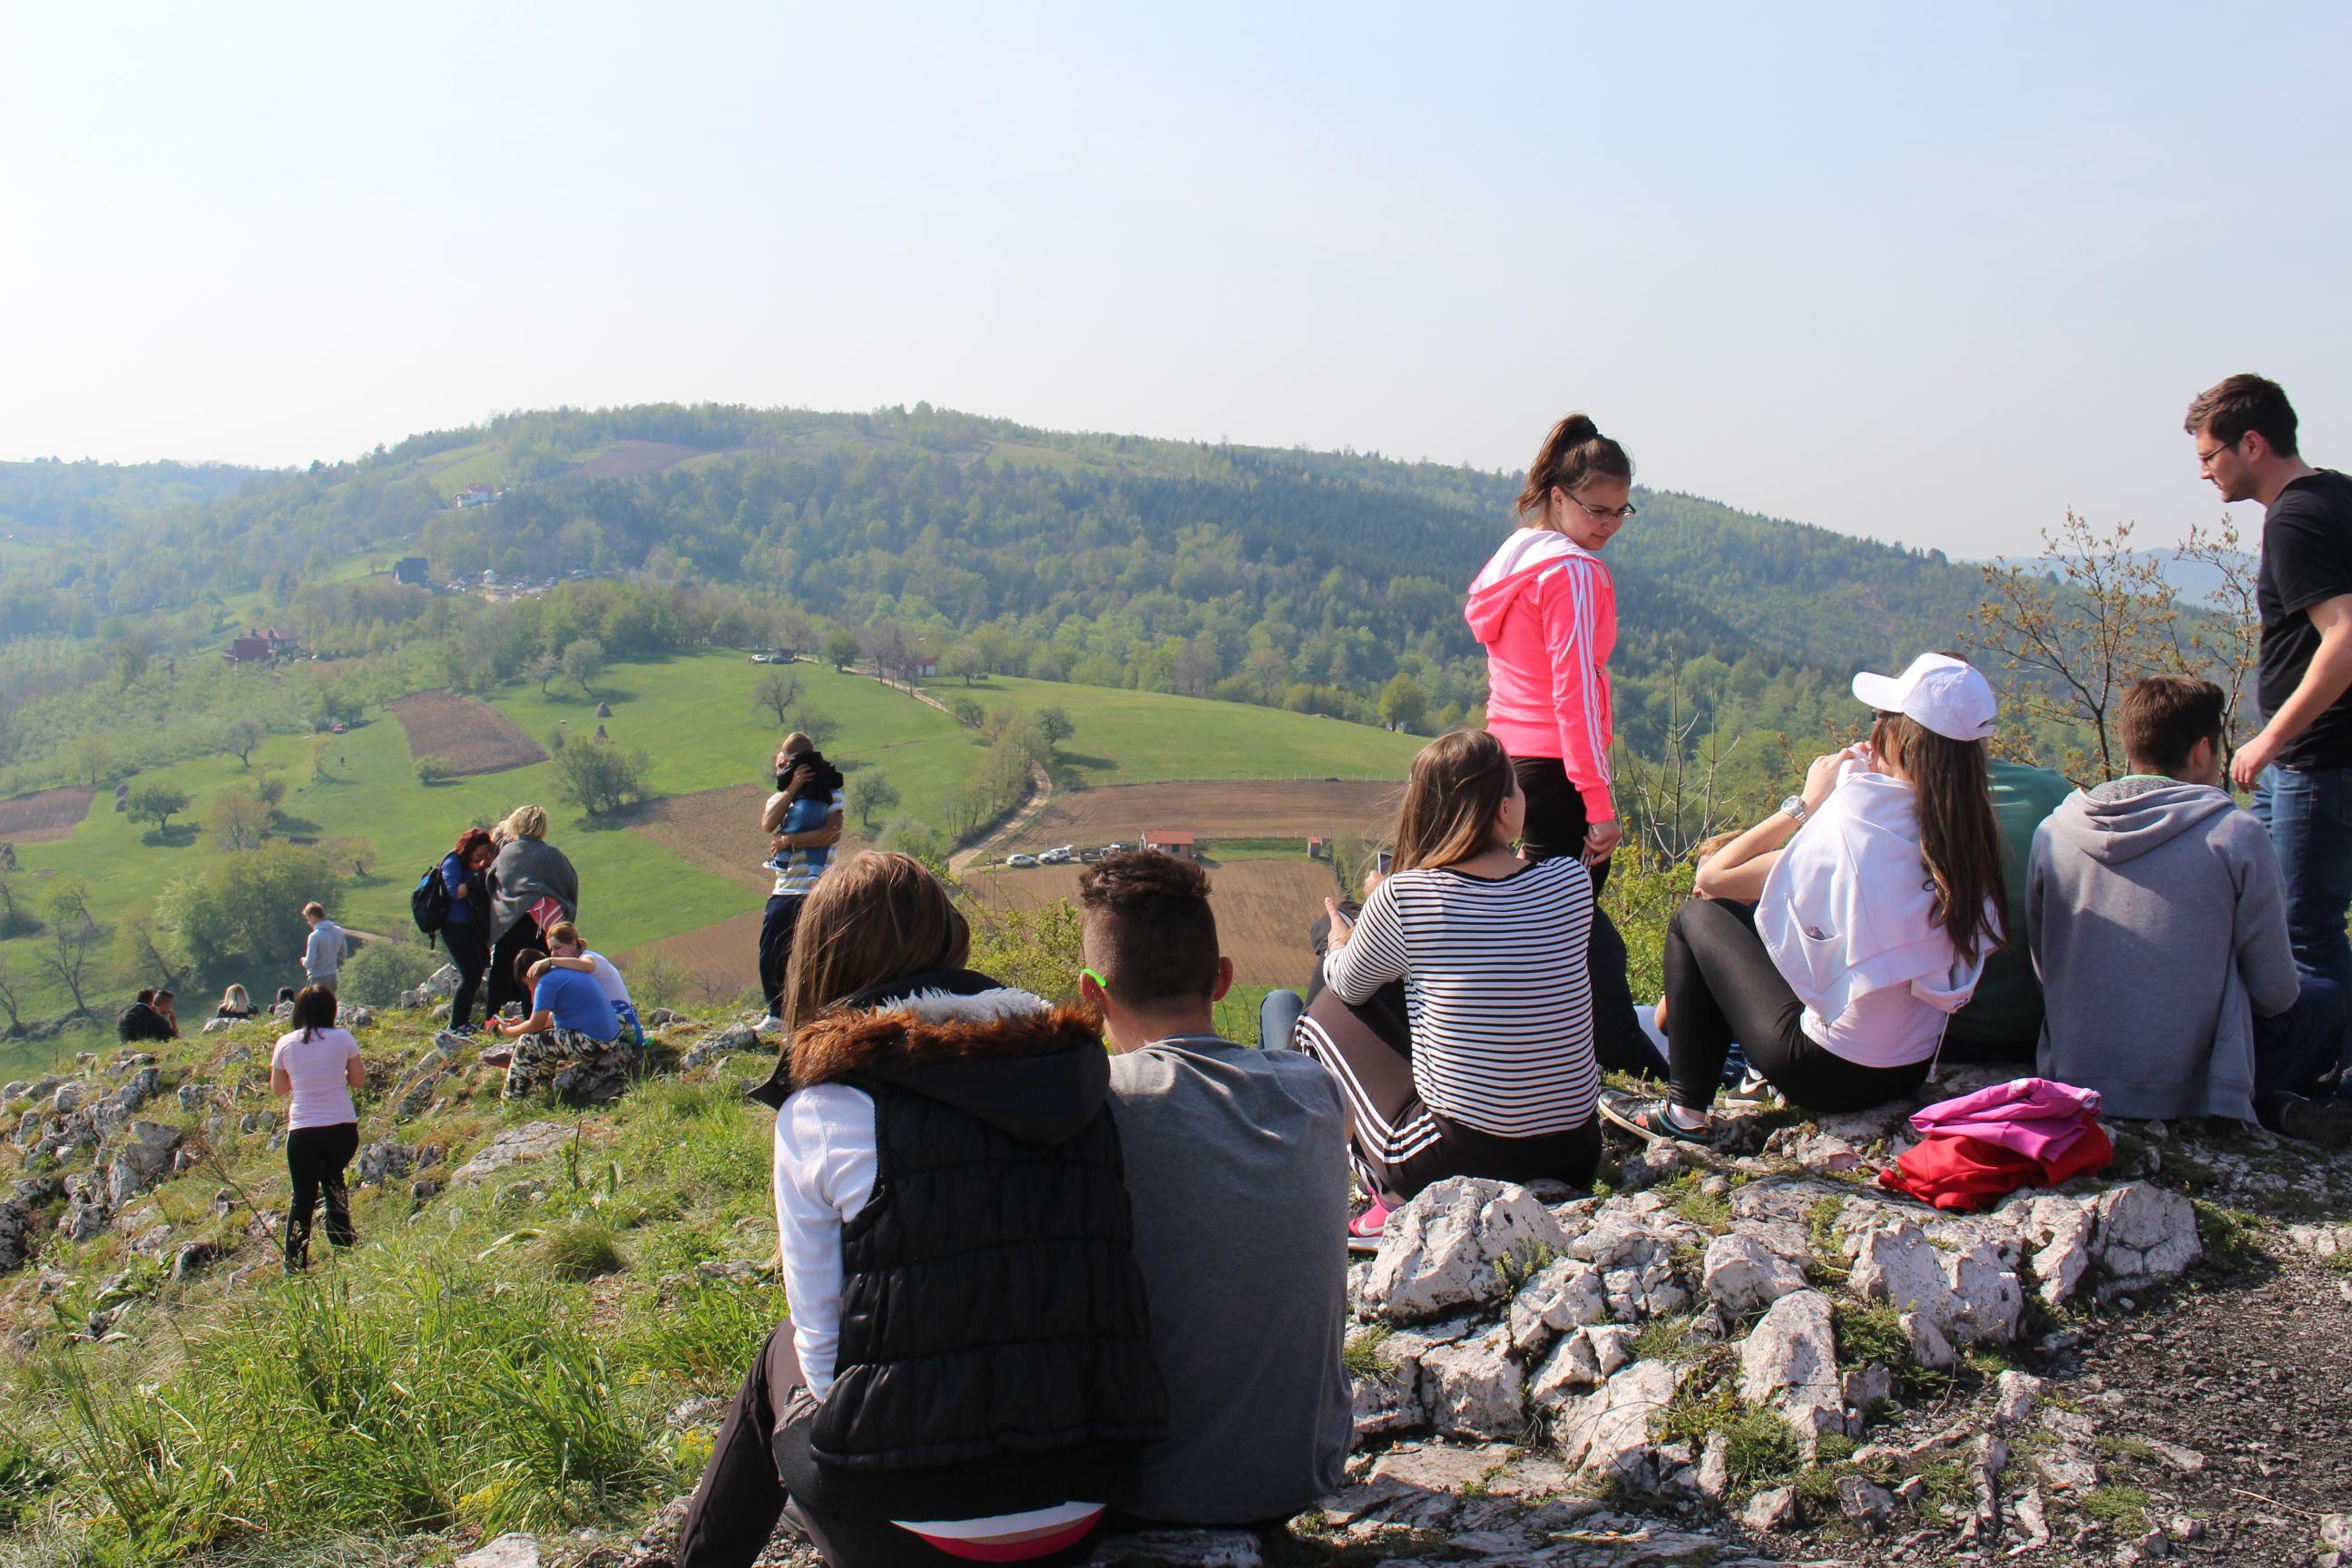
271, 1027, 360, 1130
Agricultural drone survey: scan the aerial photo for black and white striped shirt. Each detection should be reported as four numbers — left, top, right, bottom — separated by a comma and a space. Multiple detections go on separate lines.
1321, 856, 1599, 1137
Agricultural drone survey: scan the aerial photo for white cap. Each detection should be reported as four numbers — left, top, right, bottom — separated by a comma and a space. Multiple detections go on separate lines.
1851, 652, 1996, 742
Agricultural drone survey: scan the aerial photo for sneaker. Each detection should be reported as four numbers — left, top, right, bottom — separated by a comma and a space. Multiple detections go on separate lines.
755, 1015, 786, 1035
477, 1044, 514, 1067
2272, 1093, 2352, 1148
1721, 1070, 1778, 1104
1346, 1198, 1395, 1254
1598, 1093, 1713, 1147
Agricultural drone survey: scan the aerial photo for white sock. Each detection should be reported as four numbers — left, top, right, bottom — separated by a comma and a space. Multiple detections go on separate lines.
1664, 1103, 1710, 1132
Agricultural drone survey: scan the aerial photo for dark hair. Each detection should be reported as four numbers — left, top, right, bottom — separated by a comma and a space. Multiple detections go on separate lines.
275, 986, 296, 1005
135, 988, 154, 1006
1077, 851, 1220, 1007
2121, 675, 2226, 775
1393, 730, 1516, 871
2185, 374, 2299, 457
290, 984, 338, 1040
783, 852, 970, 1034
1868, 713, 2006, 961
782, 749, 845, 803
453, 827, 495, 861
514, 947, 548, 986
1514, 414, 1633, 522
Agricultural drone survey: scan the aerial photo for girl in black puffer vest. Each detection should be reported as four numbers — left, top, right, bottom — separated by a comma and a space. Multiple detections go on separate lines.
677, 852, 1166, 1568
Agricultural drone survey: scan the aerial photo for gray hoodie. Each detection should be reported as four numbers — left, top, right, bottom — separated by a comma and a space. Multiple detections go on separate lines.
2026, 776, 2298, 1122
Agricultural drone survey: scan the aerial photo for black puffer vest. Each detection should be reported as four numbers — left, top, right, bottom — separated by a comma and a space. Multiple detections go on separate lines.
757, 969, 1168, 1521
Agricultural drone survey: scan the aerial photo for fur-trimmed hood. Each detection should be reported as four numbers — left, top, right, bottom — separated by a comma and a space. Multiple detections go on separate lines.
748, 968, 1111, 1144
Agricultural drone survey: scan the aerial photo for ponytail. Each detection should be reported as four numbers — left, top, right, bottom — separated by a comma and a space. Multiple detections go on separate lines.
1514, 413, 1634, 523
1876, 714, 2006, 961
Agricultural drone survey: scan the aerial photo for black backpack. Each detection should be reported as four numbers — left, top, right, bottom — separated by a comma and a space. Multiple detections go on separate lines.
410, 862, 452, 944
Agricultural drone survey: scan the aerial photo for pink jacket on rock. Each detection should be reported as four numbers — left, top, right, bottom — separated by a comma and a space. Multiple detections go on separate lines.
1464, 529, 1617, 822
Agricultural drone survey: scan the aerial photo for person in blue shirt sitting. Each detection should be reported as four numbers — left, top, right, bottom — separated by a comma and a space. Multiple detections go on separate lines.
485, 947, 631, 1102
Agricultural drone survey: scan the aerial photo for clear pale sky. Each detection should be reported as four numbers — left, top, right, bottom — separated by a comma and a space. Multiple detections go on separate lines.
5, 3, 2347, 555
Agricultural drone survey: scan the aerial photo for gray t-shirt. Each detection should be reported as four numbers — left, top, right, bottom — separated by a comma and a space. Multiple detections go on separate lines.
1106, 1035, 1352, 1524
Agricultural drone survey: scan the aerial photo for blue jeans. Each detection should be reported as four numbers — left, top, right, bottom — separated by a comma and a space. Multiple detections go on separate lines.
1259, 987, 1304, 1052
2253, 763, 2352, 994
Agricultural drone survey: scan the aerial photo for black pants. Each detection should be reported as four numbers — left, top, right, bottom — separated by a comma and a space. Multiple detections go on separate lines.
2254, 975, 2348, 1124
444, 918, 490, 1030
1513, 756, 1659, 1077
1661, 897, 1931, 1113
285, 1122, 358, 1268
758, 895, 806, 1017
677, 1328, 1105, 1568
485, 916, 545, 1019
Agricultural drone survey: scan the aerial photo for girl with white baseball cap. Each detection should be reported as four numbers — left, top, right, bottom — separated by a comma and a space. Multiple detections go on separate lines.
1602, 652, 2008, 1142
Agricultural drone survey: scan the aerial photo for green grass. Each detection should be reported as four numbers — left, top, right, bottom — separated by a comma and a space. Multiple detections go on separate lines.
963, 675, 1422, 784
2081, 1485, 2151, 1534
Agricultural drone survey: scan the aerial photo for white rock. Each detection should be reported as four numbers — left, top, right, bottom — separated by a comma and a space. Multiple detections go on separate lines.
1739, 1289, 1843, 1450
2021, 1192, 2101, 1304
1702, 1231, 1808, 1316
1553, 1358, 1682, 1479
1365, 1441, 1512, 1493
451, 1122, 577, 1183
51, 1083, 88, 1116
455, 1535, 540, 1568
1088, 1530, 1262, 1568
1946, 1240, 2024, 1343
200, 1017, 235, 1034
1586, 1323, 1637, 1379
1696, 1432, 1730, 1502
1504, 1257, 1606, 1352
1526, 1330, 1600, 1408
1740, 1485, 1801, 1533
1992, 1368, 2046, 1427
2091, 1182, 2200, 1282
1367, 1177, 1571, 1323
1419, 1325, 1523, 1440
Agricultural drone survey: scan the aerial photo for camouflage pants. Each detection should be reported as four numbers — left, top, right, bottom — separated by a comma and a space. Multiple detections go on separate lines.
501, 1027, 634, 1104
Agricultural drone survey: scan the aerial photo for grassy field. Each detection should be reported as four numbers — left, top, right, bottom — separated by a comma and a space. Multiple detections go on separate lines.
931, 675, 1423, 784
0, 652, 1425, 1072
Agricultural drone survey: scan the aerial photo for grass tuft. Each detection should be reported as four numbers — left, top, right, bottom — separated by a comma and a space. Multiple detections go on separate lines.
537, 1219, 627, 1281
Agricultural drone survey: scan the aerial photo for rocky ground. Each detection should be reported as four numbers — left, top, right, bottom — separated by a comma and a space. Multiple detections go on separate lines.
3, 974, 2349, 1568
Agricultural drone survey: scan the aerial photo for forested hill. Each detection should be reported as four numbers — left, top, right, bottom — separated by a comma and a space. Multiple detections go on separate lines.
0, 405, 1992, 785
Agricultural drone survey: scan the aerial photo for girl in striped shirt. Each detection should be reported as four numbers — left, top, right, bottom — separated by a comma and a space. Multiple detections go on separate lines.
1302, 730, 1602, 1244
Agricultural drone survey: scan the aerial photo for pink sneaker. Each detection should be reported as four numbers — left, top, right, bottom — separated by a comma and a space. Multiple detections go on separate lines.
1347, 1198, 1395, 1253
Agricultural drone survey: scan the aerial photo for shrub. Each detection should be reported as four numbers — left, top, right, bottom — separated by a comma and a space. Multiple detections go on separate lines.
538, 1220, 626, 1282
338, 939, 443, 1007
415, 755, 456, 786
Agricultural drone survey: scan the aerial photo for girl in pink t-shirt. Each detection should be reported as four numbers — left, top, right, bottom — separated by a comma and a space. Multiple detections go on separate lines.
269, 985, 366, 1271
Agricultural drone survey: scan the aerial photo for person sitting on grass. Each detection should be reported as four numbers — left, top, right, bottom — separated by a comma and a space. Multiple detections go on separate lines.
1303, 729, 1602, 1246
1076, 850, 1352, 1527
542, 919, 642, 1045
484, 948, 628, 1102
675, 851, 1164, 1568
2031, 675, 2351, 1143
215, 984, 255, 1021
1602, 652, 2006, 1145
116, 988, 174, 1044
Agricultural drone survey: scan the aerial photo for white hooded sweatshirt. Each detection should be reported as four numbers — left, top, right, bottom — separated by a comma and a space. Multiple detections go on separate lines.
1757, 769, 1994, 1068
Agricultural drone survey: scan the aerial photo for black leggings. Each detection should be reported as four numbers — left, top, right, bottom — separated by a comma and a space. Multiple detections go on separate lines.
758, 895, 805, 1017
285, 1122, 358, 1268
677, 1328, 1106, 1568
485, 916, 546, 1018
444, 918, 490, 1030
1513, 757, 1658, 1076
1661, 897, 1931, 1114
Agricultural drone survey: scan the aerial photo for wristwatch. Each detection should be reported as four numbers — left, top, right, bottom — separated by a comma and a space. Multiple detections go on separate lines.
1779, 794, 1808, 824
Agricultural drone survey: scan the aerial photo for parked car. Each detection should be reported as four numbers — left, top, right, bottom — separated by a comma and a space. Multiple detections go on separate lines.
1005, 853, 1038, 868
750, 652, 776, 663
330, 721, 348, 734
1038, 847, 1073, 865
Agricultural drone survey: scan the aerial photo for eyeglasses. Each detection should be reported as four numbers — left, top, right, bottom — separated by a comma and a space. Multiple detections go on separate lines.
1567, 493, 1637, 523
2196, 438, 2238, 468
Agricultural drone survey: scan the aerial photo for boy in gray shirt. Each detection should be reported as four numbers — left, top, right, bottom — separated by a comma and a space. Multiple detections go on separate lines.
1077, 852, 1353, 1525
300, 902, 349, 989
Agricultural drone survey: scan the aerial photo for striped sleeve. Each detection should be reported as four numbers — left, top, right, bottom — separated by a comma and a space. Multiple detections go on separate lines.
1322, 879, 1410, 1003
1538, 559, 1615, 823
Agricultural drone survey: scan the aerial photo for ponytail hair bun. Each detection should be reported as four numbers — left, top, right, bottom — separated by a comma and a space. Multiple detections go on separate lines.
1515, 413, 1633, 521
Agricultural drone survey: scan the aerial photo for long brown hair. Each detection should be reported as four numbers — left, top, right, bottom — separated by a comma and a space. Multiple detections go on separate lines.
1392, 730, 1516, 871
1873, 713, 2006, 959
783, 851, 971, 1034
1514, 413, 1633, 523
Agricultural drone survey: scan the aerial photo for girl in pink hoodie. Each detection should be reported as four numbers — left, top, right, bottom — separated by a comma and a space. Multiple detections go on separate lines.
1464, 414, 1656, 1074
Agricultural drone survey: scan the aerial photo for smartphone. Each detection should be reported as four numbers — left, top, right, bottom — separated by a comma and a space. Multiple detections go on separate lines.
1376, 850, 1393, 876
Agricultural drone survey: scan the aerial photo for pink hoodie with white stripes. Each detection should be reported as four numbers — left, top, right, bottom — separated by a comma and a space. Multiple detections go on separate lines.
1464, 529, 1617, 823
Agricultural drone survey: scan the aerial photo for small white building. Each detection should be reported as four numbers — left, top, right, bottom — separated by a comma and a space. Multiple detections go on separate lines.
482, 568, 499, 587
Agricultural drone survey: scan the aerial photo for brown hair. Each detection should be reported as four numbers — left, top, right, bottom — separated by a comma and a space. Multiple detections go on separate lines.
1870, 713, 2006, 960
453, 827, 494, 861
783, 851, 970, 1034
1078, 851, 1220, 1006
544, 920, 583, 951
290, 984, 338, 1040
513, 947, 547, 986
1514, 414, 1633, 523
2121, 675, 2225, 775
301, 902, 326, 920
2185, 374, 2298, 456
1391, 730, 1516, 871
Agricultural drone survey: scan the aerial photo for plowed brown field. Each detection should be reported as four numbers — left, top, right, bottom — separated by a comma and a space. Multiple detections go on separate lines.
388, 691, 550, 776
573, 440, 699, 479
966, 857, 1334, 987
999, 780, 1398, 854
0, 788, 93, 842
624, 783, 875, 893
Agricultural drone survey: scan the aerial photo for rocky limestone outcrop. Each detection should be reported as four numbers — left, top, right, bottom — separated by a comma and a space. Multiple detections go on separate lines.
1366, 1177, 1573, 1323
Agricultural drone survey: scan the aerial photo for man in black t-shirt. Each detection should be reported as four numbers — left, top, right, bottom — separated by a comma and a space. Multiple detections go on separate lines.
2190, 374, 2352, 1008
